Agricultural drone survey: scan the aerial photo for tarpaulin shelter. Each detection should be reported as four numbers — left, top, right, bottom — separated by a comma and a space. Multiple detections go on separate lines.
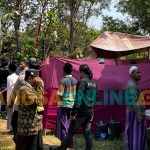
41, 57, 150, 132
90, 31, 150, 58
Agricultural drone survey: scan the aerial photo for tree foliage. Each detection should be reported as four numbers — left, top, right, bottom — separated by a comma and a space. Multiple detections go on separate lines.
1, 0, 50, 58
115, 0, 150, 33
101, 16, 142, 35
0, 0, 111, 60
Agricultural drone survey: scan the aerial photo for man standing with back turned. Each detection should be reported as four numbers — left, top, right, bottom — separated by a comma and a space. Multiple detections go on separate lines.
124, 66, 147, 150
55, 62, 77, 148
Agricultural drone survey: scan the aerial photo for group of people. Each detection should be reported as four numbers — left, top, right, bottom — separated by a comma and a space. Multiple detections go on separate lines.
0, 57, 44, 150
0, 57, 99, 150
55, 64, 147, 150
55, 63, 98, 150
0, 56, 147, 150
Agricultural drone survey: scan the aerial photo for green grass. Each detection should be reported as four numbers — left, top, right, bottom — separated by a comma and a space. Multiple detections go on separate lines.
0, 111, 7, 119
74, 134, 124, 150
0, 111, 150, 150
1, 131, 150, 150
46, 130, 150, 150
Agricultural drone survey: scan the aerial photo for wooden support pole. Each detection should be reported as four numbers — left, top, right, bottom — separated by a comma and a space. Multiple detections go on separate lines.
114, 58, 118, 65
148, 48, 150, 61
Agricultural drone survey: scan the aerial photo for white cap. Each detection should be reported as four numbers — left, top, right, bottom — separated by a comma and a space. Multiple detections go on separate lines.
97, 58, 104, 64
129, 66, 138, 74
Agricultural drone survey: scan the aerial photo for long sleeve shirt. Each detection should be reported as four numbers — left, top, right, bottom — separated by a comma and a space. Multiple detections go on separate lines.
126, 78, 145, 116
17, 81, 44, 136
71, 76, 98, 117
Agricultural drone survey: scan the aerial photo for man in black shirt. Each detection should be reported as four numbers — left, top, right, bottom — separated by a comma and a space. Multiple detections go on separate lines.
57, 64, 99, 150
0, 57, 10, 111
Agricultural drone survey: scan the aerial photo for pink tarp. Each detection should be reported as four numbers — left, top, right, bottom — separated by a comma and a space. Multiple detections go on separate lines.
41, 57, 150, 132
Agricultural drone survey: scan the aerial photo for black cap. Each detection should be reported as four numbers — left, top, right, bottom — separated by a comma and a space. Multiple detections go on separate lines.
1, 57, 10, 63
29, 61, 40, 70
12, 59, 18, 65
25, 69, 39, 80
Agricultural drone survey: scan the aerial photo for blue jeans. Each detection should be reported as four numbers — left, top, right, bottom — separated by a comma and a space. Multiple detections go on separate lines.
59, 115, 93, 150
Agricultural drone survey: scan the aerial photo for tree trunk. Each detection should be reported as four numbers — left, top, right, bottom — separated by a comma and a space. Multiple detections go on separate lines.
0, 8, 3, 54
69, 0, 75, 51
14, 18, 21, 52
13, 0, 21, 52
34, 0, 47, 58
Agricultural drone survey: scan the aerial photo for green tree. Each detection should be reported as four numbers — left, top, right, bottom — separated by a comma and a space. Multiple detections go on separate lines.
1, 0, 49, 54
48, 0, 111, 51
101, 16, 142, 35
38, 10, 100, 59
1, 0, 108, 60
115, 0, 150, 34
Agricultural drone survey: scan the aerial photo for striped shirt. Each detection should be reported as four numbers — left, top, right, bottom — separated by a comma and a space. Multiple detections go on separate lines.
57, 75, 77, 108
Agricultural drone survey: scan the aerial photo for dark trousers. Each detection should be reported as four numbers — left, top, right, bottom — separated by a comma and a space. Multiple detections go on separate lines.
59, 115, 93, 150
11, 110, 18, 146
17, 130, 44, 150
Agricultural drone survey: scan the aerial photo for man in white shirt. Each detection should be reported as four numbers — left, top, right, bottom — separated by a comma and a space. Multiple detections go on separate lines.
7, 63, 18, 133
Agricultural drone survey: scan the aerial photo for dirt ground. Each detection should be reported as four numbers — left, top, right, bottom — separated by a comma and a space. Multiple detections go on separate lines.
0, 119, 73, 150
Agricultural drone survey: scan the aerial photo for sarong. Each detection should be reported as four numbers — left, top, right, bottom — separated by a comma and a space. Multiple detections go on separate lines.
124, 109, 147, 150
7, 107, 13, 130
55, 107, 72, 140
